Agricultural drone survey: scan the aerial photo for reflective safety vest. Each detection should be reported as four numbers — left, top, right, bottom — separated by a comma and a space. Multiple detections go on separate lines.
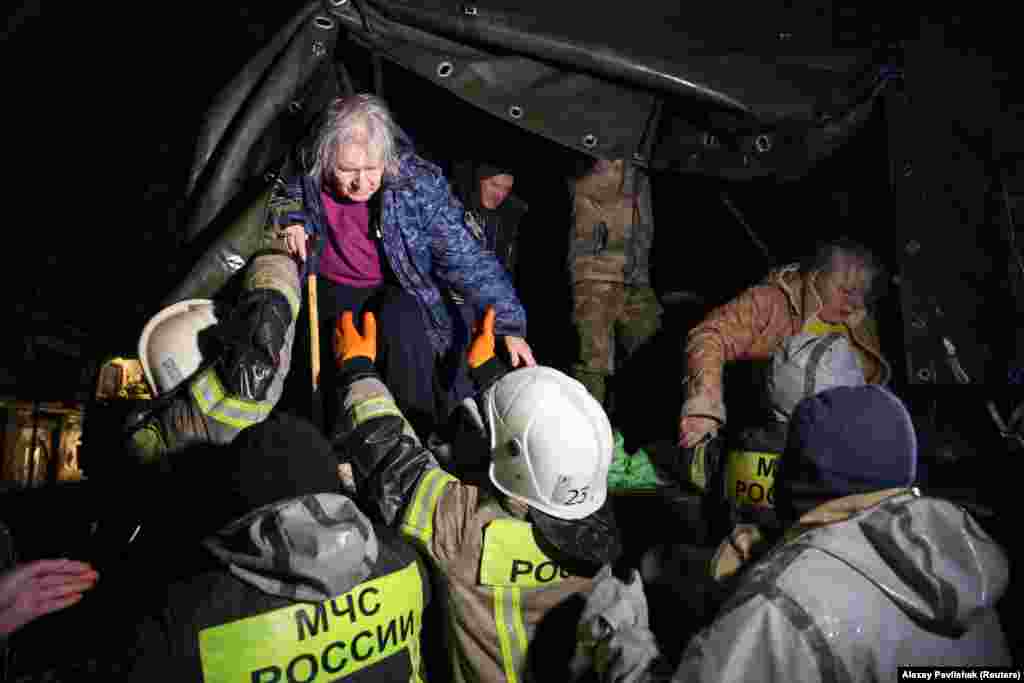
478, 518, 572, 683
724, 449, 779, 509
400, 468, 575, 683
198, 560, 426, 683
724, 423, 787, 511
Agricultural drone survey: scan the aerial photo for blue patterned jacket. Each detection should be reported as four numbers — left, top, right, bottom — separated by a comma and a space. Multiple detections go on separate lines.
269, 143, 527, 355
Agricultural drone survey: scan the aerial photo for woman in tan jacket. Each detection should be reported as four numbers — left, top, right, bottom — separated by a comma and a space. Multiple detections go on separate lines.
679, 239, 891, 448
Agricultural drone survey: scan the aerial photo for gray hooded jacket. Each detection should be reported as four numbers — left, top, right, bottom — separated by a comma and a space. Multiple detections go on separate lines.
131, 493, 430, 682
581, 490, 1011, 682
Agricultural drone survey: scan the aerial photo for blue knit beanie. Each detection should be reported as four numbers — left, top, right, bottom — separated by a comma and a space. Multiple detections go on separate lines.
776, 385, 918, 522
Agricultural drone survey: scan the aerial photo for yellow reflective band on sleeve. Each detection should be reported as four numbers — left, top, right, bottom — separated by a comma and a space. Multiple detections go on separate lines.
198, 560, 424, 683
400, 468, 456, 548
724, 449, 779, 509
689, 441, 708, 491
130, 424, 166, 465
479, 519, 570, 588
802, 318, 848, 336
191, 367, 271, 430
493, 585, 529, 683
353, 396, 403, 425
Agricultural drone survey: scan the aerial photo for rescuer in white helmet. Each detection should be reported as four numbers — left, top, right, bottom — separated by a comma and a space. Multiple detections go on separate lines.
127, 241, 301, 464
331, 305, 623, 683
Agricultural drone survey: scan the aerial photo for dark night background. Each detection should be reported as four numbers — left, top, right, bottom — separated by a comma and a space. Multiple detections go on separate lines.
3, 1, 1024, 675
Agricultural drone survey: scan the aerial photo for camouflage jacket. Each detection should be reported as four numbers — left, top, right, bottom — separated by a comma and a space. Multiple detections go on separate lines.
683, 266, 890, 426
569, 161, 655, 286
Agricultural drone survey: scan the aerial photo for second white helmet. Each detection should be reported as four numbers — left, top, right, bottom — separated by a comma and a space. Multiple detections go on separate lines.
485, 366, 613, 520
138, 299, 219, 397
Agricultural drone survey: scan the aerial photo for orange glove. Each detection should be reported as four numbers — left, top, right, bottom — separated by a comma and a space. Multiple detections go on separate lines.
467, 306, 497, 369
335, 311, 377, 364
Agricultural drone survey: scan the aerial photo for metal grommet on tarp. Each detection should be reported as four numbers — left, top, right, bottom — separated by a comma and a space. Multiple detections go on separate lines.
437, 61, 454, 78
916, 367, 933, 382
582, 133, 598, 149
754, 134, 772, 153
508, 105, 523, 119
314, 15, 335, 30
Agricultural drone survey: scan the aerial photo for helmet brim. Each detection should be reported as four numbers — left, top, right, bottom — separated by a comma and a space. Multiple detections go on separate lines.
526, 498, 623, 571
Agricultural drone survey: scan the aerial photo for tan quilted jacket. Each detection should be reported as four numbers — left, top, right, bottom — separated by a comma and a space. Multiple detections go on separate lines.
682, 265, 890, 425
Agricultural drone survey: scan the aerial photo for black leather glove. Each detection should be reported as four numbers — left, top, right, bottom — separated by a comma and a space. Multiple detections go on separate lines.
215, 289, 292, 401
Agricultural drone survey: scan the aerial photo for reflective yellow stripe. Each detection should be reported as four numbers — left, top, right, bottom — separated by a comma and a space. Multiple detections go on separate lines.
353, 396, 403, 425
802, 318, 848, 336
130, 424, 166, 465
724, 449, 779, 508
510, 587, 529, 662
483, 521, 554, 682
689, 441, 708, 491
400, 468, 456, 548
191, 367, 271, 430
198, 561, 423, 682
480, 519, 570, 588
493, 586, 528, 683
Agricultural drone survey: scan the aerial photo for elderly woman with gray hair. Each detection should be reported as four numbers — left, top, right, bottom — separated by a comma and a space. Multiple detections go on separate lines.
270, 94, 534, 439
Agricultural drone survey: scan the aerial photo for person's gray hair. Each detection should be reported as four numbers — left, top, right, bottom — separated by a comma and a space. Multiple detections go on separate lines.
307, 94, 401, 181
800, 237, 887, 307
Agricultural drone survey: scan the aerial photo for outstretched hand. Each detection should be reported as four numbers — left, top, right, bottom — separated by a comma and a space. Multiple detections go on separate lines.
678, 415, 717, 449
468, 306, 497, 369
503, 336, 537, 368
335, 311, 377, 365
467, 306, 537, 368
0, 559, 99, 636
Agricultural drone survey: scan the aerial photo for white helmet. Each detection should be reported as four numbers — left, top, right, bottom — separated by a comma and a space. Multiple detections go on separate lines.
485, 366, 613, 520
138, 299, 219, 397
768, 332, 865, 421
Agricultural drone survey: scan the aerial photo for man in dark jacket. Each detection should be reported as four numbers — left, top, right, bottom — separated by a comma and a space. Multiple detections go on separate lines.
444, 160, 529, 435
130, 413, 431, 682
331, 306, 622, 683
450, 160, 528, 282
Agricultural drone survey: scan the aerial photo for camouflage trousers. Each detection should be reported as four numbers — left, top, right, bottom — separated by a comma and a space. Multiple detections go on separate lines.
571, 281, 663, 405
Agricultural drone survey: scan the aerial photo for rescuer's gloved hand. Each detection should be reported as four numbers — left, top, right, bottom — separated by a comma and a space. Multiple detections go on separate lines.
335, 311, 377, 365
468, 306, 497, 369
216, 289, 292, 401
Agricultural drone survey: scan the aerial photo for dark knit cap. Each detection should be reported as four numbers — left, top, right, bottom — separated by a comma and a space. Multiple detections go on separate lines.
776, 385, 918, 522
177, 413, 339, 532
226, 413, 338, 513
476, 161, 514, 180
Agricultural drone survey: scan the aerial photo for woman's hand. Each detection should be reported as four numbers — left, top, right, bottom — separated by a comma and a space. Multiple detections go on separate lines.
282, 224, 309, 262
504, 336, 537, 368
678, 415, 718, 449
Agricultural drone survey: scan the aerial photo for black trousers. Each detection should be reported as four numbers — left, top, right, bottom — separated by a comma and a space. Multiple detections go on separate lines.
283, 277, 451, 441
